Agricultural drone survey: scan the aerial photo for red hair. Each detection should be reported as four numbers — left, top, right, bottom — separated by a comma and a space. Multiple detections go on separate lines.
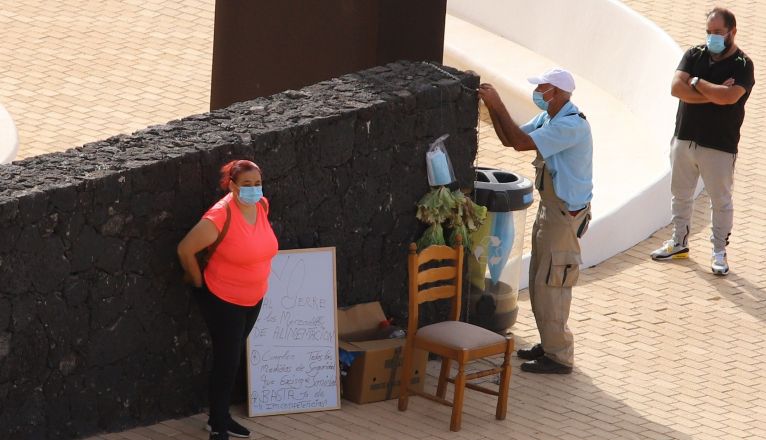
219, 159, 261, 190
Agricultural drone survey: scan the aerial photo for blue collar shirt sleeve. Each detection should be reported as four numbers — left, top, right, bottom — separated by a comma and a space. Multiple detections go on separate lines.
520, 112, 546, 134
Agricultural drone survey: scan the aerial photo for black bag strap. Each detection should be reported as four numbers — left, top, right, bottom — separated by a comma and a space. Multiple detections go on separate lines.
565, 111, 587, 119
534, 111, 586, 129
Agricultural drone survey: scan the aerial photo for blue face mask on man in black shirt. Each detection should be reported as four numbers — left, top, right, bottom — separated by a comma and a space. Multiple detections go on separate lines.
707, 33, 728, 54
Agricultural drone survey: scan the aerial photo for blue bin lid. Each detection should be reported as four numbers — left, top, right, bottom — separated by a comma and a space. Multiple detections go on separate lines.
473, 167, 533, 212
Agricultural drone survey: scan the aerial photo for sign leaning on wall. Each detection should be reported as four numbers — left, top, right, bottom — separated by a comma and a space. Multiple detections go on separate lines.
246, 247, 340, 416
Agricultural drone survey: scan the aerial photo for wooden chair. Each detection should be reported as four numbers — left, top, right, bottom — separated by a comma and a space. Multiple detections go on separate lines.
398, 238, 514, 431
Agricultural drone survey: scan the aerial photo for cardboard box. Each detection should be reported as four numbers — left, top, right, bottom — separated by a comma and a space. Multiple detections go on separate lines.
338, 301, 428, 404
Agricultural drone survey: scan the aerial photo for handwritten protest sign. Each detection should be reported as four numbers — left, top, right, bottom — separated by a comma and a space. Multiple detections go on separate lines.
246, 247, 340, 416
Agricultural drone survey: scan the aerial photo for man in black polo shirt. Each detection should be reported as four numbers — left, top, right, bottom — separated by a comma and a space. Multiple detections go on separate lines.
650, 7, 754, 275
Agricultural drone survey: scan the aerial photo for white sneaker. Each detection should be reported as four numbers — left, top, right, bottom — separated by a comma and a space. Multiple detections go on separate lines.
650, 239, 689, 260
711, 251, 729, 275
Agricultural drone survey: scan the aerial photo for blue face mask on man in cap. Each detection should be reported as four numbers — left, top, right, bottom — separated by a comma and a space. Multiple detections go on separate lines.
532, 87, 554, 111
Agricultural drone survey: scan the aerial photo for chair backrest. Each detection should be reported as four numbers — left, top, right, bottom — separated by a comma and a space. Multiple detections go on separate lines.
407, 238, 464, 330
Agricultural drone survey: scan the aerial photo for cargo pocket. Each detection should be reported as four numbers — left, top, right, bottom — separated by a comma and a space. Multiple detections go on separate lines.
532, 155, 545, 190
576, 212, 591, 238
546, 251, 582, 287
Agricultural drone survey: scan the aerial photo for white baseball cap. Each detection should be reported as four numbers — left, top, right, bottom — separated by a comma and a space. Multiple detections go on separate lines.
527, 68, 576, 93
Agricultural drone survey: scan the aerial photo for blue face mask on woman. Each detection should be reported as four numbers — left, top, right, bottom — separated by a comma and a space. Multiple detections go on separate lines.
236, 184, 263, 205
707, 33, 728, 54
532, 88, 553, 111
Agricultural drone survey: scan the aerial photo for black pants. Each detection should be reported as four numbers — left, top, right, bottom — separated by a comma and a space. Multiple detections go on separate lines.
194, 286, 262, 431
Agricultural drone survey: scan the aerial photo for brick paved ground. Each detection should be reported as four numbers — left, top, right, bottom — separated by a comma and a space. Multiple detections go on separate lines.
0, 0, 214, 160
2, 1, 764, 439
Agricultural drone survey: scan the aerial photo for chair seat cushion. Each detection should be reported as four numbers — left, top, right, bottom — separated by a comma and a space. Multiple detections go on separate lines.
416, 321, 506, 351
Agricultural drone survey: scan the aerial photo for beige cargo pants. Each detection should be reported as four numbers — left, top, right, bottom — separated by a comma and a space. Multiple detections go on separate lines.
528, 155, 590, 367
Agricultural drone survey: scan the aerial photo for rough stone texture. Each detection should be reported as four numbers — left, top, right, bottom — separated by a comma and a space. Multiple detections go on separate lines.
0, 61, 478, 439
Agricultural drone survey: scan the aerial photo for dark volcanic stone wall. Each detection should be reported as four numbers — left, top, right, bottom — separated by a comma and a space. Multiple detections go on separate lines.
0, 61, 478, 439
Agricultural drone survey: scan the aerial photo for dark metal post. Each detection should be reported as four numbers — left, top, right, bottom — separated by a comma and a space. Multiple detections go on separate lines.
210, 0, 447, 110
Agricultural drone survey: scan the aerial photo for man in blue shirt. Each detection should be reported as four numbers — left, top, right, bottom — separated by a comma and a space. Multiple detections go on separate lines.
479, 68, 593, 374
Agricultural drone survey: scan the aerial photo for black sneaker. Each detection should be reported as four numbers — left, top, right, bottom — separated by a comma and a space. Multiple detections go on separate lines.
517, 343, 544, 360
207, 418, 250, 438
209, 431, 229, 440
520, 356, 573, 374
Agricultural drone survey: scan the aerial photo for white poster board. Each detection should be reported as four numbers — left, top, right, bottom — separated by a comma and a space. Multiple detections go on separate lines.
246, 247, 340, 416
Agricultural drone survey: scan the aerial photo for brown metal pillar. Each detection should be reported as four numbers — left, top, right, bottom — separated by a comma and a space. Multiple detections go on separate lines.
210, 0, 447, 110
375, 0, 447, 66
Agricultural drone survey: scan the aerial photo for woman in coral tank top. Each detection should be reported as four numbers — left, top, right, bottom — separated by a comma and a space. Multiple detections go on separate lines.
178, 159, 278, 440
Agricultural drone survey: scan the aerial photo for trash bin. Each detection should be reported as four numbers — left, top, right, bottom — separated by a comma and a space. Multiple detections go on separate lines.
467, 167, 533, 333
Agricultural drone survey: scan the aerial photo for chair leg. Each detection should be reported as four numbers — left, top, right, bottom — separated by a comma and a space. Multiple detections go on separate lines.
450, 362, 466, 432
436, 357, 451, 399
496, 349, 512, 420
398, 340, 416, 411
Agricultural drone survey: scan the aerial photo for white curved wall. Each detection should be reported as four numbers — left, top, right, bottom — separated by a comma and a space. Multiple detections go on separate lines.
1, 103, 19, 164
449, 0, 681, 143
445, 0, 688, 288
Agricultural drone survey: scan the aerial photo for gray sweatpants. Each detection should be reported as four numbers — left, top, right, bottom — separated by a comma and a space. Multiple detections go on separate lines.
670, 137, 736, 253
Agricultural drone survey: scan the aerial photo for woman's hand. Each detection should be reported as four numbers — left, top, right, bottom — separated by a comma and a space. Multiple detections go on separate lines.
177, 219, 219, 287
182, 271, 203, 288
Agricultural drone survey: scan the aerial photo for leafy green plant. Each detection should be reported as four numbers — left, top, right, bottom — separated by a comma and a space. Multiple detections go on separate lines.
416, 186, 487, 251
